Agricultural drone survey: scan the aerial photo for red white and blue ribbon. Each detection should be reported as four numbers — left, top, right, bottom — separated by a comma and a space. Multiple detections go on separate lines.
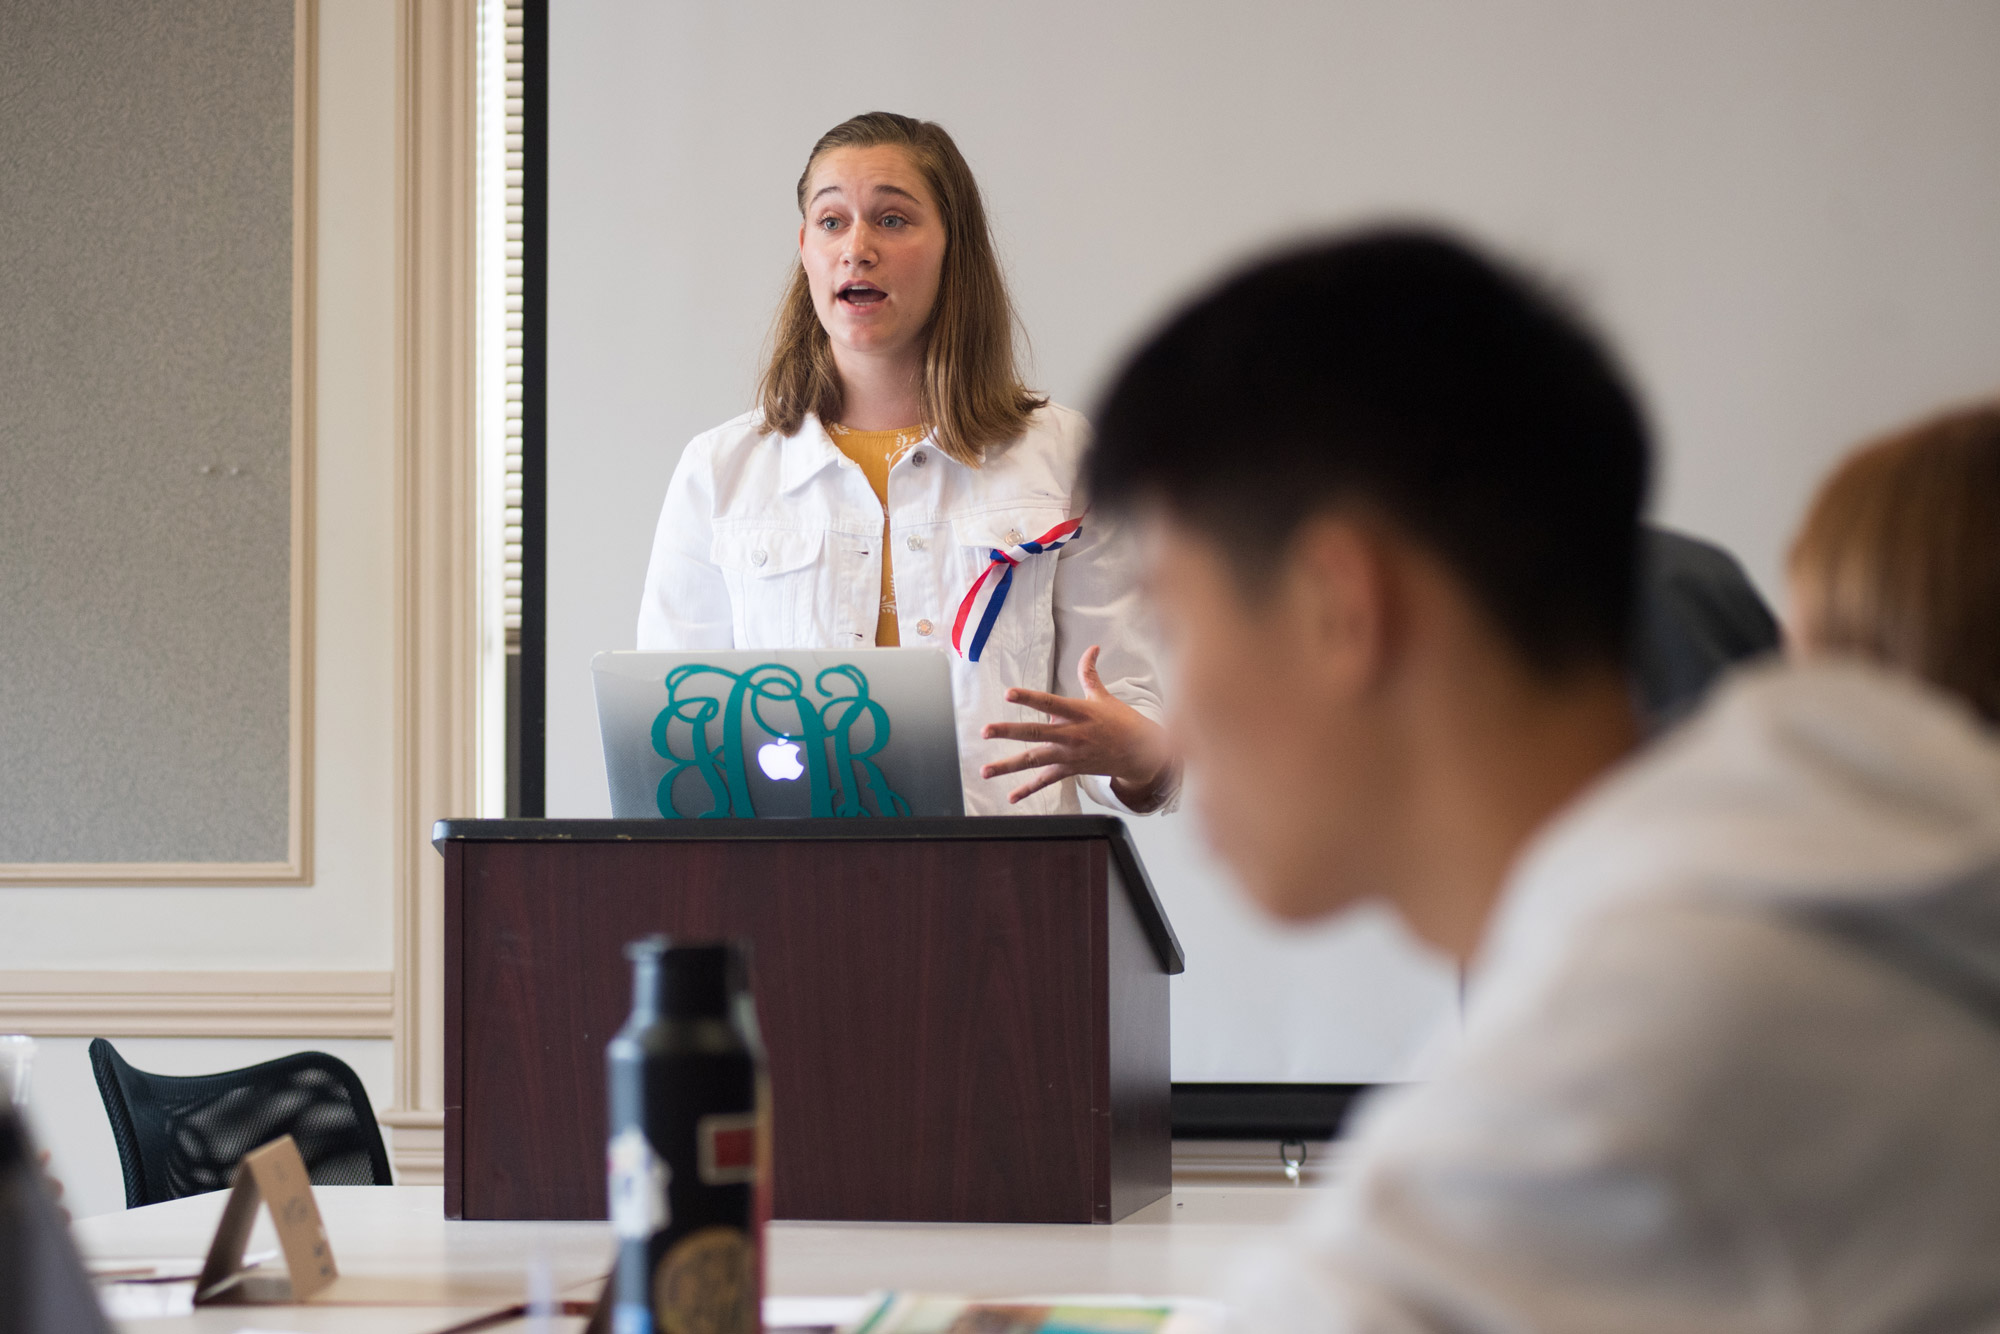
951, 517, 1084, 661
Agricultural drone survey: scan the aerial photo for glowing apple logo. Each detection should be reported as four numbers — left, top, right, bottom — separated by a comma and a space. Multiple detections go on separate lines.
756, 737, 806, 782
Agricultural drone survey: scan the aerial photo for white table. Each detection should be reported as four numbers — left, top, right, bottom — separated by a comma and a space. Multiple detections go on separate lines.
74, 1183, 1317, 1331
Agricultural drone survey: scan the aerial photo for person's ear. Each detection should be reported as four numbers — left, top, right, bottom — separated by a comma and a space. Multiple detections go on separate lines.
1286, 515, 1393, 699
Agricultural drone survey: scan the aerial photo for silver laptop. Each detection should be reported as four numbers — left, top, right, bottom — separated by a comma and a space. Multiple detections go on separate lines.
592, 649, 965, 819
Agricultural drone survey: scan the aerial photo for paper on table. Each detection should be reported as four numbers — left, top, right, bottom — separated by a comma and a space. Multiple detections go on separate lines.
766, 1295, 874, 1330
94, 1249, 283, 1319
836, 1294, 1225, 1334
98, 1280, 195, 1320
89, 1248, 278, 1281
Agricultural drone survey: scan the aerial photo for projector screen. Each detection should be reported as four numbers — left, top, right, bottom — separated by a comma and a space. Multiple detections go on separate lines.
542, 0, 2000, 1084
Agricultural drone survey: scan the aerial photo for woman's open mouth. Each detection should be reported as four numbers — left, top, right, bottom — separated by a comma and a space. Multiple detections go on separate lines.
837, 281, 887, 308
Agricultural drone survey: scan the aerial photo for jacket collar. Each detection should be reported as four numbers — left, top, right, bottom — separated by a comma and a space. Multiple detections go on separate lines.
779, 413, 947, 491
778, 414, 847, 493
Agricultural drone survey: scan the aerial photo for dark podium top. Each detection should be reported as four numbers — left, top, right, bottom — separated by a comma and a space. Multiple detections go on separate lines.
433, 815, 1184, 974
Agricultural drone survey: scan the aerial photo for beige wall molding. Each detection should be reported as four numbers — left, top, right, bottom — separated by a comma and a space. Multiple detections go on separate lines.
389, 0, 481, 1182
0, 969, 393, 1038
380, 1108, 446, 1186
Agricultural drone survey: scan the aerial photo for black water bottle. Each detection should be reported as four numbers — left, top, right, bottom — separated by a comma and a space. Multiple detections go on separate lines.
607, 937, 764, 1334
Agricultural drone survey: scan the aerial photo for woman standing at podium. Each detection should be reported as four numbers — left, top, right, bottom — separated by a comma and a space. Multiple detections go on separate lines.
637, 111, 1176, 817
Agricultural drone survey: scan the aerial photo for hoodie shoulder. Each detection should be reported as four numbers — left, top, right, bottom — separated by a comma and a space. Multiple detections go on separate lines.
1481, 661, 2000, 1007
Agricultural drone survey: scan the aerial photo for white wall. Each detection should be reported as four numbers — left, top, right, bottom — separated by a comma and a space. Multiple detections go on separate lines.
543, 1, 2000, 1082
3, 0, 401, 1217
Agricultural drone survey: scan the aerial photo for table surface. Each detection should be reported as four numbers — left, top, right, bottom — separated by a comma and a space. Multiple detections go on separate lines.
75, 1182, 1319, 1332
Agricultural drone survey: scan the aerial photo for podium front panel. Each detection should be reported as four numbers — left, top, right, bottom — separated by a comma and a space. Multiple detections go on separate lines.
440, 819, 1172, 1224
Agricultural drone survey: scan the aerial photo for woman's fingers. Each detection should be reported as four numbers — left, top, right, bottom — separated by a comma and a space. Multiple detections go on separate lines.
1078, 645, 1107, 697
980, 747, 1061, 778
982, 720, 1072, 744
980, 648, 1153, 800
1008, 764, 1077, 804
1000, 687, 1092, 721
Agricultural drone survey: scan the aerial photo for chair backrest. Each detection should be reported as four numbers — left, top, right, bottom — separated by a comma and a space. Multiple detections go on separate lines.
87, 1039, 392, 1209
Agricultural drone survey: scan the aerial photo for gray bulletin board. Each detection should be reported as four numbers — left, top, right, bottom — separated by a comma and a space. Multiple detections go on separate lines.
0, 0, 313, 880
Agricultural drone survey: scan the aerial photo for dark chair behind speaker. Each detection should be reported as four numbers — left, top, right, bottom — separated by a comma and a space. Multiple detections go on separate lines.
87, 1038, 391, 1209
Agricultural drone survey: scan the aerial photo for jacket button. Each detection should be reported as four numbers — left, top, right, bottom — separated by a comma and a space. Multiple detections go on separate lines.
906, 534, 926, 551
750, 549, 768, 567
1004, 528, 1023, 544
915, 619, 934, 637
911, 451, 928, 467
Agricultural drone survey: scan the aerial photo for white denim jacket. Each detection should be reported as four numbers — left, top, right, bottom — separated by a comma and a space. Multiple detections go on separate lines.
637, 404, 1168, 817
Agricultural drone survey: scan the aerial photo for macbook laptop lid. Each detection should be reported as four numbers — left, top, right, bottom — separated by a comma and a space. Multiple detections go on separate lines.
592, 649, 965, 819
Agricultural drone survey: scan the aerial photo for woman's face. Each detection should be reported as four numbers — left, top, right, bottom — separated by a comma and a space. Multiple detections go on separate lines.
799, 145, 946, 366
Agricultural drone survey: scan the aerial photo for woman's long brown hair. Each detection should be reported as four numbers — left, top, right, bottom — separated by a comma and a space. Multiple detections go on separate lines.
1789, 401, 2000, 722
755, 112, 1045, 466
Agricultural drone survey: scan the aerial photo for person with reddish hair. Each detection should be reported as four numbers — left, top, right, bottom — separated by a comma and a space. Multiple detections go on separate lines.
1788, 401, 2000, 724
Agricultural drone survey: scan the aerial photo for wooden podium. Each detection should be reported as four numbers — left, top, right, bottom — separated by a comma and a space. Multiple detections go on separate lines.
433, 816, 1182, 1225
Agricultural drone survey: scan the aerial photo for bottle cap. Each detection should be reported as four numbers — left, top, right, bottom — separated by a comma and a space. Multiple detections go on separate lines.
660, 942, 743, 1019
625, 935, 668, 965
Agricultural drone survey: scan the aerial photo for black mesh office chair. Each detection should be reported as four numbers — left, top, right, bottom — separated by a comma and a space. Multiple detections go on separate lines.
87, 1039, 393, 1208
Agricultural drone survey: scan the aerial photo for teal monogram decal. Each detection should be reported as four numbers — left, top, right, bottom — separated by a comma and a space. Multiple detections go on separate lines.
651, 662, 912, 818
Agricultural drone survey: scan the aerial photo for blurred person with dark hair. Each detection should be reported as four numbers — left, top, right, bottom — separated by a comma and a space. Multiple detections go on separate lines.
1087, 229, 2000, 1332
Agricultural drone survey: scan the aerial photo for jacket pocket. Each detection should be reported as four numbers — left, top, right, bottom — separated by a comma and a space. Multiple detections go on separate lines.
711, 526, 824, 648
947, 509, 1068, 661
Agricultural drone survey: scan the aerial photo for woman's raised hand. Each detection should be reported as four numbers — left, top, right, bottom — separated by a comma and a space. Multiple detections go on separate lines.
980, 645, 1178, 810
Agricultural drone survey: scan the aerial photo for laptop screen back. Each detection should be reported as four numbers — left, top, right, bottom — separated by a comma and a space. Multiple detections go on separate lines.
593, 649, 965, 819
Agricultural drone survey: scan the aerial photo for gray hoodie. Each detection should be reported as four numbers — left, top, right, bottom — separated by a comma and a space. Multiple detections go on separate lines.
1228, 661, 2000, 1333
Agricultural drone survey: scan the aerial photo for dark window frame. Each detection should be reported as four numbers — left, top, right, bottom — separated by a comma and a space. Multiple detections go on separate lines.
509, 0, 548, 817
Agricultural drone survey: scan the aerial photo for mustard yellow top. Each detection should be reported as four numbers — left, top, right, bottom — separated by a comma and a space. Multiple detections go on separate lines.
827, 422, 928, 646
